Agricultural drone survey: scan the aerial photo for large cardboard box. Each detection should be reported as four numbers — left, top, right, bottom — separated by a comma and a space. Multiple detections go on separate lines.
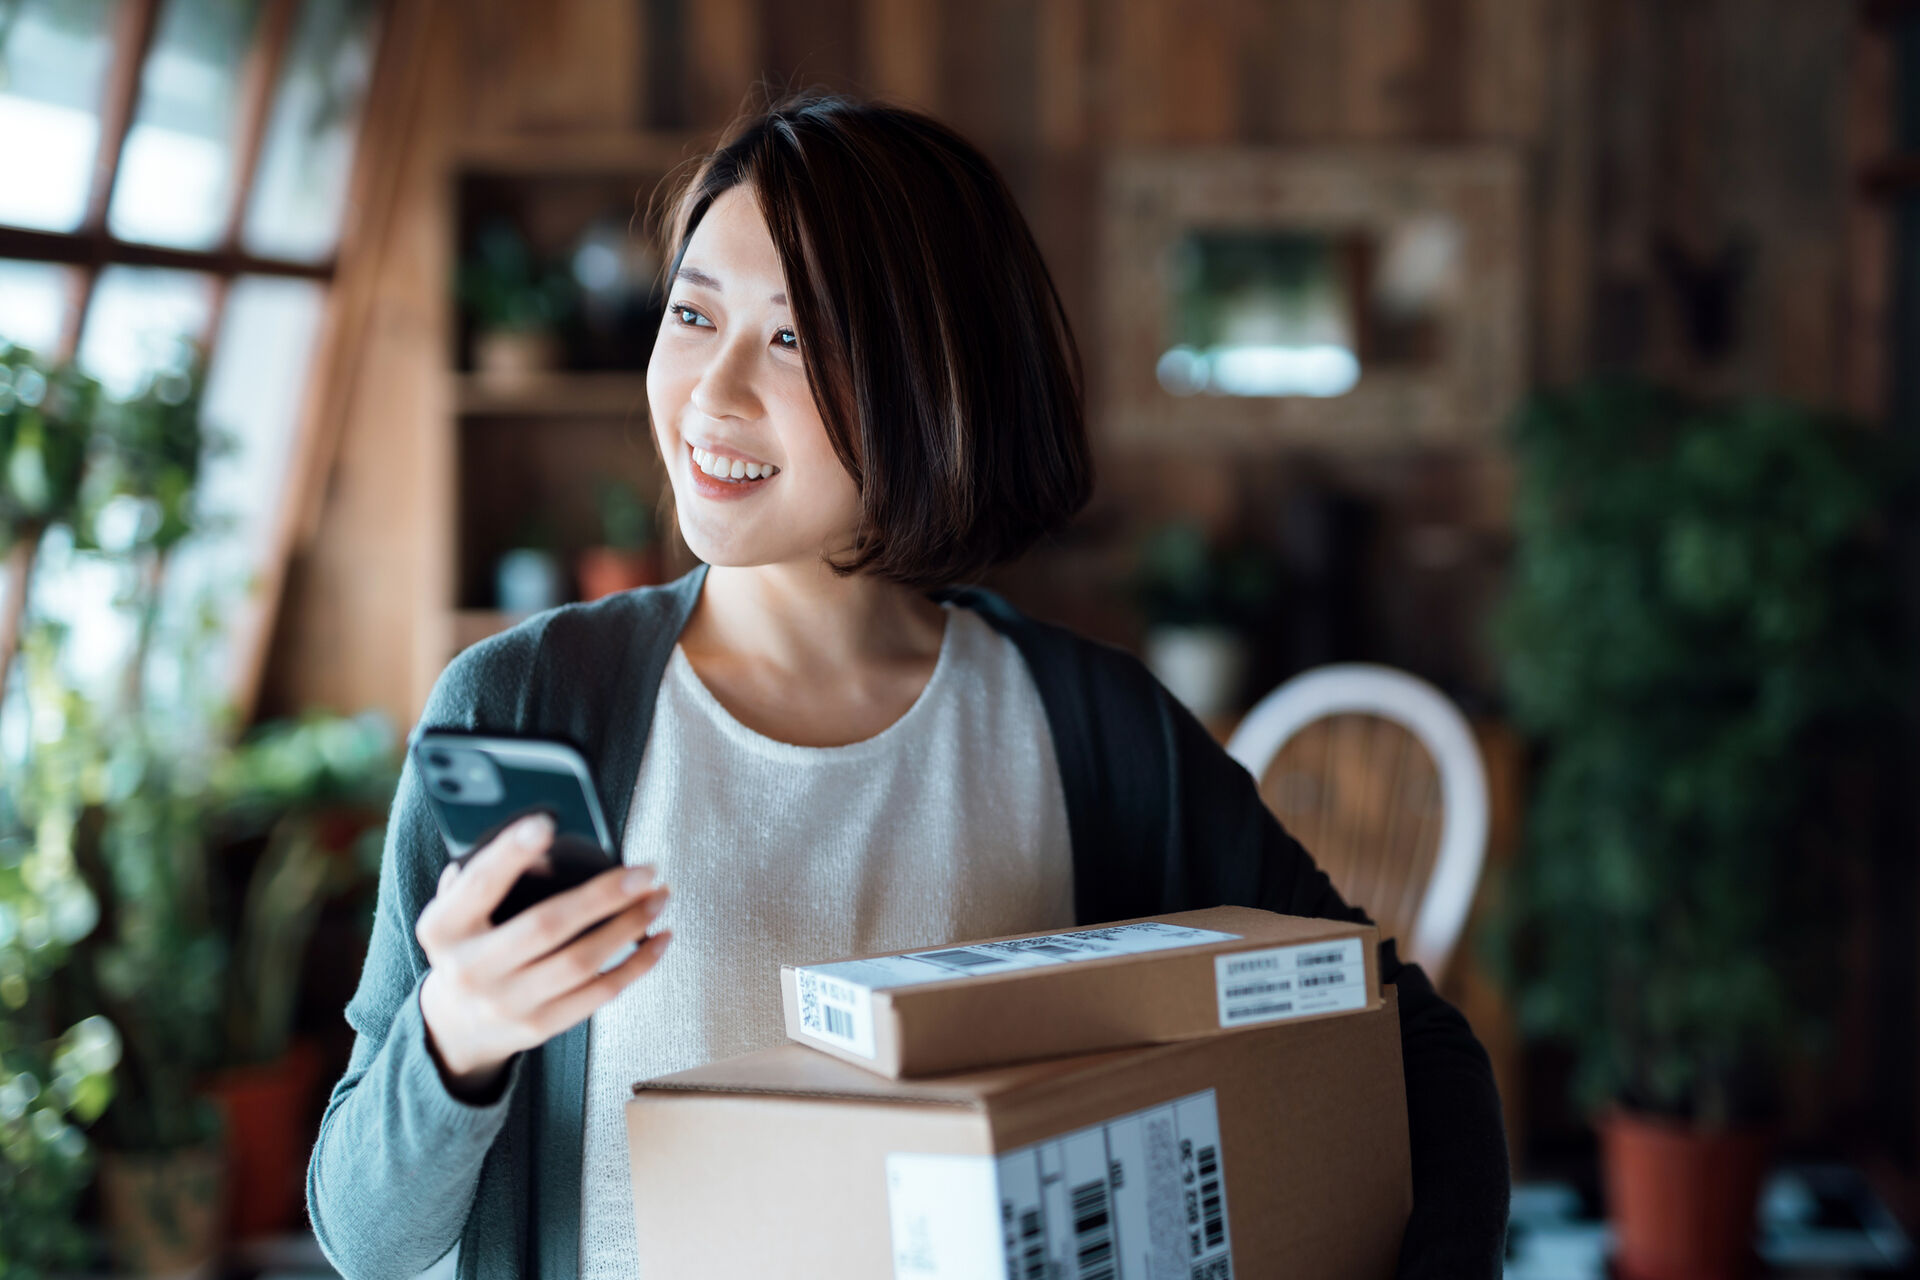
780, 905, 1380, 1078
627, 986, 1410, 1279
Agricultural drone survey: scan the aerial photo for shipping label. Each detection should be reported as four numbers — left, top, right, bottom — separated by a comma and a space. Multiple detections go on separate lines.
1213, 936, 1368, 1028
886, 1089, 1234, 1280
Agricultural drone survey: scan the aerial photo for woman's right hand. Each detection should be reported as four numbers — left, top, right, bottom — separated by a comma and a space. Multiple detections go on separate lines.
415, 813, 673, 1101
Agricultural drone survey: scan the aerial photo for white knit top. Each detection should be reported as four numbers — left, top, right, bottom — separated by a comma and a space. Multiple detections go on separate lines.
574, 600, 1077, 1278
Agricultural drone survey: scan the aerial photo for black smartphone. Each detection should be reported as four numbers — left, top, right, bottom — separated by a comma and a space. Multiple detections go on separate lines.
412, 732, 620, 926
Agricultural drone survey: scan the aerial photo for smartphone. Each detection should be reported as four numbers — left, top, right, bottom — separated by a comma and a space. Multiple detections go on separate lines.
412, 732, 620, 926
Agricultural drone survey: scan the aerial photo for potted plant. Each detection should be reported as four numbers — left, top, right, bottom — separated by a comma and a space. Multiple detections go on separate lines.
576, 477, 661, 600
0, 646, 123, 1279
1128, 518, 1280, 720
458, 218, 576, 387
1486, 379, 1901, 1280
199, 712, 397, 1239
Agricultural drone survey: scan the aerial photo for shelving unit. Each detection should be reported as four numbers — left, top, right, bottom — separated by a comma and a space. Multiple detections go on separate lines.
438, 131, 703, 659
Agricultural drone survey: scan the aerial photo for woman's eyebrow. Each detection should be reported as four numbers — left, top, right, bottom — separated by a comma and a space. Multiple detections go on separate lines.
672, 265, 786, 304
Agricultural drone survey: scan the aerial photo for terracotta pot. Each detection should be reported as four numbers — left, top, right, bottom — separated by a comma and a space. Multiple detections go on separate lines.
577, 546, 663, 600
98, 1139, 226, 1279
1600, 1104, 1773, 1280
200, 1037, 325, 1240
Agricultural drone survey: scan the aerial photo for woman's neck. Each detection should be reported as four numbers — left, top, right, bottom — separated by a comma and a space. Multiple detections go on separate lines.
681, 560, 948, 679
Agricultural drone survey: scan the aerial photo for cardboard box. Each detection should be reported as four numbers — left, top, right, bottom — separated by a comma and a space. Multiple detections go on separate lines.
627, 985, 1410, 1279
780, 905, 1380, 1078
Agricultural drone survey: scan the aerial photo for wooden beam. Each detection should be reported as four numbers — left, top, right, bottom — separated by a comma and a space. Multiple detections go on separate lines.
202, 0, 303, 352
229, 0, 438, 725
56, 0, 162, 361
0, 225, 334, 282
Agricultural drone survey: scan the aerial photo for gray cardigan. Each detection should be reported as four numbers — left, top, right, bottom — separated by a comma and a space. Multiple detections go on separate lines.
307, 562, 1510, 1279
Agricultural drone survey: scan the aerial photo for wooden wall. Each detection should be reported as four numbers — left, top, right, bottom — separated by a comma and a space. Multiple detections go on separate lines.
262, 0, 1863, 725
254, 0, 1914, 1186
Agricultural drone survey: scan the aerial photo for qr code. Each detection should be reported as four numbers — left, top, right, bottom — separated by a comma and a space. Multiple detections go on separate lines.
798, 976, 821, 1032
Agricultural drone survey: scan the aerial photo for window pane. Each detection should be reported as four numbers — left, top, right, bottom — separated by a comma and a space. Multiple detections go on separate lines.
0, 0, 123, 232
145, 275, 326, 709
242, 0, 382, 262
0, 260, 74, 357
75, 266, 213, 399
107, 0, 263, 249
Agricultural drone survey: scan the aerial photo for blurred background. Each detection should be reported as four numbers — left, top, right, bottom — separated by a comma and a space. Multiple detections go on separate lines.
0, 1, 1917, 1277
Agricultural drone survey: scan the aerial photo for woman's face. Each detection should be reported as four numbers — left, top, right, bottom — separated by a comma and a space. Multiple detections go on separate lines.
647, 183, 859, 570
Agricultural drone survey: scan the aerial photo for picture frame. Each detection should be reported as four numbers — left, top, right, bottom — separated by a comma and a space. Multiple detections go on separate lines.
1099, 146, 1528, 453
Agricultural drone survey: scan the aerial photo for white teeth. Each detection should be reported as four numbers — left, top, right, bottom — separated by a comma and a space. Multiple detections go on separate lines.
690, 445, 777, 482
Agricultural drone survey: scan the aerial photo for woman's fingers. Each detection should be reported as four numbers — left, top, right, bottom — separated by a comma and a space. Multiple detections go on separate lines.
418, 814, 554, 949
530, 930, 674, 1039
497, 886, 671, 1011
470, 861, 660, 979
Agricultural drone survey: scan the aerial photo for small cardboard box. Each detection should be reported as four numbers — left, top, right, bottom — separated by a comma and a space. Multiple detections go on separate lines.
779, 905, 1380, 1078
627, 985, 1410, 1279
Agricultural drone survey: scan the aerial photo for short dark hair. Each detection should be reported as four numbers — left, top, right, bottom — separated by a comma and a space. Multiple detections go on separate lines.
651, 90, 1093, 590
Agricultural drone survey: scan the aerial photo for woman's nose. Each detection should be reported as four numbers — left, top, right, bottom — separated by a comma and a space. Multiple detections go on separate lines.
687, 334, 764, 422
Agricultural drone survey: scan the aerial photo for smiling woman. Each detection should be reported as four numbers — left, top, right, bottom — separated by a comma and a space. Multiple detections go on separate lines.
308, 90, 1509, 1280
644, 97, 1093, 590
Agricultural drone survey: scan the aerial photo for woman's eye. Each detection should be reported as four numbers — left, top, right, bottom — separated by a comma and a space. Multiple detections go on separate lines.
668, 302, 710, 328
775, 328, 799, 352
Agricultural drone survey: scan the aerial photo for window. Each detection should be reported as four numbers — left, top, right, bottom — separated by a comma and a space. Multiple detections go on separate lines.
0, 0, 385, 729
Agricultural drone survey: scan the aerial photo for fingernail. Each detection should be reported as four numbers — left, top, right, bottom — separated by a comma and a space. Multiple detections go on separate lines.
517, 814, 553, 847
623, 866, 654, 893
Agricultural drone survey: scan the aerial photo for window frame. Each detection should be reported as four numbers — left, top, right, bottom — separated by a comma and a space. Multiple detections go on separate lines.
0, 0, 406, 723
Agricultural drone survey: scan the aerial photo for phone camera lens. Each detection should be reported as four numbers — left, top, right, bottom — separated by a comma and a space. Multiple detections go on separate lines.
427, 752, 452, 769
440, 779, 463, 796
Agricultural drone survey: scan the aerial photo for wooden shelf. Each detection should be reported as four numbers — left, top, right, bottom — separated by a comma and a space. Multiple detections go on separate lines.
455, 372, 652, 418
451, 129, 710, 176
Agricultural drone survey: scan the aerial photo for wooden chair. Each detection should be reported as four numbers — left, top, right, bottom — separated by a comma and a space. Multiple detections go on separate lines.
1224, 663, 1489, 986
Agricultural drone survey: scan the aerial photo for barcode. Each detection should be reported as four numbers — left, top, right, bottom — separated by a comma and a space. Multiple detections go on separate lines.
1071, 1178, 1116, 1280
915, 947, 1005, 970
822, 1004, 853, 1039
1197, 1145, 1225, 1250
1299, 970, 1347, 989
1232, 1000, 1292, 1016
1017, 1206, 1045, 1280
1224, 955, 1282, 976
1021, 942, 1089, 957
1298, 949, 1345, 967
1222, 979, 1291, 1000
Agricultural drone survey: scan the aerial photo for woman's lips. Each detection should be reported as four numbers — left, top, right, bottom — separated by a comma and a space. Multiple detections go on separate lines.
687, 441, 777, 501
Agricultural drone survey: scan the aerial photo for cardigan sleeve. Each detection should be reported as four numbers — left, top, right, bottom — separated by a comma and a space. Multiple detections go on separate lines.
1153, 677, 1512, 1279
305, 630, 541, 1280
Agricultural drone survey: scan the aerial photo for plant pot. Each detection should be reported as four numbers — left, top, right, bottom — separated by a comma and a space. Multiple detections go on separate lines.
1143, 624, 1249, 720
576, 545, 663, 600
98, 1138, 227, 1279
200, 1037, 324, 1240
473, 328, 559, 389
1600, 1104, 1773, 1280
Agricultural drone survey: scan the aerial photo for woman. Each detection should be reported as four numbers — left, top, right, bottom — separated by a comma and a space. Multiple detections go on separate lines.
308, 92, 1509, 1280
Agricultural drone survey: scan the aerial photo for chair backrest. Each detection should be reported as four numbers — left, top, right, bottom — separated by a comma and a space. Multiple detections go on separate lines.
1224, 663, 1489, 985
